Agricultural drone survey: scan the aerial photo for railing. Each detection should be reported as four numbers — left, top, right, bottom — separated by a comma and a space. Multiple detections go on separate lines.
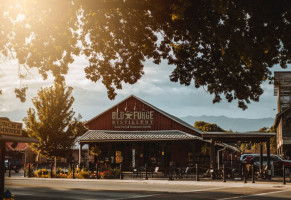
6, 162, 291, 185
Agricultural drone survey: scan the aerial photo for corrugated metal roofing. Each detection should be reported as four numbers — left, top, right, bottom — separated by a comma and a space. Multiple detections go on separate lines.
203, 132, 276, 136
79, 130, 203, 142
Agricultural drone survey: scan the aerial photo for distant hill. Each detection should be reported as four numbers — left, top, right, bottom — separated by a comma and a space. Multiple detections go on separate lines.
179, 115, 275, 132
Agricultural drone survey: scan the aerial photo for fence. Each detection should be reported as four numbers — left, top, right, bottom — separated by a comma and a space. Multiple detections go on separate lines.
5, 161, 291, 185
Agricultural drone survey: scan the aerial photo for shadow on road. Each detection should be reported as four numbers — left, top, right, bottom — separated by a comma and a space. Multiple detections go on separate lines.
5, 185, 291, 200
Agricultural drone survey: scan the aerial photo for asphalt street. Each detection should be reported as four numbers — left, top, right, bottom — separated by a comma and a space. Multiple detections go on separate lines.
4, 176, 291, 200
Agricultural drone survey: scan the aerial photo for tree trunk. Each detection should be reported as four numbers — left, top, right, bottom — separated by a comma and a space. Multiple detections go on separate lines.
54, 157, 57, 174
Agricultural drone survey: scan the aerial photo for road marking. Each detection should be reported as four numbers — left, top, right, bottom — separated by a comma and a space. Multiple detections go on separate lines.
218, 190, 287, 200
182, 187, 230, 193
12, 191, 160, 200
12, 192, 95, 200
108, 194, 160, 200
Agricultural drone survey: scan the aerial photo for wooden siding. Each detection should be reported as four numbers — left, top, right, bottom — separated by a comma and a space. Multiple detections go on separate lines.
282, 115, 291, 137
86, 96, 201, 137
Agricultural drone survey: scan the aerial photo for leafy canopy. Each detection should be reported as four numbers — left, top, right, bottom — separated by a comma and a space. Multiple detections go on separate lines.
258, 126, 276, 151
1, 0, 290, 109
194, 121, 225, 132
23, 80, 87, 158
239, 126, 276, 152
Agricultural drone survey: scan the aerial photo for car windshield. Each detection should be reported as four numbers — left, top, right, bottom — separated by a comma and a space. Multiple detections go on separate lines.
241, 155, 254, 160
250, 155, 283, 162
252, 157, 259, 162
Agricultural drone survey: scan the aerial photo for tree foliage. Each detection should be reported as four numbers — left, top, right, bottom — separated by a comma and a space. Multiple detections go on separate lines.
194, 121, 225, 132
23, 80, 87, 158
258, 126, 276, 151
1, 0, 290, 109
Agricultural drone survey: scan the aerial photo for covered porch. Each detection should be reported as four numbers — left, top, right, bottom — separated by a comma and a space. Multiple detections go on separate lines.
78, 130, 239, 176
203, 132, 276, 179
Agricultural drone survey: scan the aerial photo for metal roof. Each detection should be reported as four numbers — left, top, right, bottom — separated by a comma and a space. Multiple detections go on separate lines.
202, 131, 276, 143
78, 130, 203, 142
203, 132, 276, 136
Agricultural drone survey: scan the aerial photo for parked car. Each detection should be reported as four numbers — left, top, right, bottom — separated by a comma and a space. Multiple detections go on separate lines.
4, 160, 8, 170
248, 154, 290, 176
239, 154, 258, 164
4, 157, 21, 173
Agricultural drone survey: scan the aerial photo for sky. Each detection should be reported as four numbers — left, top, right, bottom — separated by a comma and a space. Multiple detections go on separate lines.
0, 55, 289, 124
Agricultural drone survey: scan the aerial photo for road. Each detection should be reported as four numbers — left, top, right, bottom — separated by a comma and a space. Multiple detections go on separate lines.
4, 176, 291, 200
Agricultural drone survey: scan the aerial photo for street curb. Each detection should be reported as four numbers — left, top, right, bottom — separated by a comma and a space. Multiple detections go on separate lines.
6, 177, 291, 189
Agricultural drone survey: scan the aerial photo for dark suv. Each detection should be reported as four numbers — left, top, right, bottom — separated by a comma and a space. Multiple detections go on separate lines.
248, 154, 290, 176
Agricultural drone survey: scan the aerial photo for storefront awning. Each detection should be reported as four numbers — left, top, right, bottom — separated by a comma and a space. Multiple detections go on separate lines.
6, 142, 29, 151
0, 135, 38, 143
78, 130, 203, 143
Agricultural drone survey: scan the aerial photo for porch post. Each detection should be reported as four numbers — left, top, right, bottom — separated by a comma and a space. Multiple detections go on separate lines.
259, 143, 263, 178
210, 139, 216, 178
267, 139, 271, 179
162, 143, 166, 169
191, 141, 195, 165
230, 153, 233, 170
0, 141, 6, 197
79, 142, 82, 167
144, 143, 149, 166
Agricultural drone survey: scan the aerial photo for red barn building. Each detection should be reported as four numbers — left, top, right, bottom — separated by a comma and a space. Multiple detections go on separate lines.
78, 95, 238, 172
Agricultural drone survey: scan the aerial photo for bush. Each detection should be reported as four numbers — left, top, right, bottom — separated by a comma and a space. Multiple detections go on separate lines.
111, 168, 121, 178
78, 171, 90, 179
100, 168, 120, 179
55, 172, 68, 178
31, 165, 121, 179
35, 169, 49, 178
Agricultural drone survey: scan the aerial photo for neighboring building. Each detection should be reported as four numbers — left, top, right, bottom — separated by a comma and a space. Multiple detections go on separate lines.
78, 95, 239, 171
274, 107, 291, 157
5, 142, 36, 164
72, 138, 90, 167
5, 140, 89, 166
274, 72, 291, 158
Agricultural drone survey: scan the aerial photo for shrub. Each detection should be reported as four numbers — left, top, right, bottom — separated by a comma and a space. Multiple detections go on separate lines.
100, 168, 120, 179
35, 169, 49, 178
78, 170, 90, 179
55, 172, 68, 178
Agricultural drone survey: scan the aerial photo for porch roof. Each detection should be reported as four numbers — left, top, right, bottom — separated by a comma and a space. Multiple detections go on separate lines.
78, 130, 203, 143
0, 135, 38, 143
202, 132, 276, 143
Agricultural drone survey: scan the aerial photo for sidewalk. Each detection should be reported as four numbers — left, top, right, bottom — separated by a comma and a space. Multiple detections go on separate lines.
6, 174, 291, 189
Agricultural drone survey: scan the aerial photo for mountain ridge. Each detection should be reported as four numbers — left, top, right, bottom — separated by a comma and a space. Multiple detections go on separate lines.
179, 115, 275, 132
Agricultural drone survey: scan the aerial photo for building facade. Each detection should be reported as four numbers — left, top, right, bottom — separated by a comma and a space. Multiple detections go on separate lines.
274, 72, 291, 157
79, 95, 238, 172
